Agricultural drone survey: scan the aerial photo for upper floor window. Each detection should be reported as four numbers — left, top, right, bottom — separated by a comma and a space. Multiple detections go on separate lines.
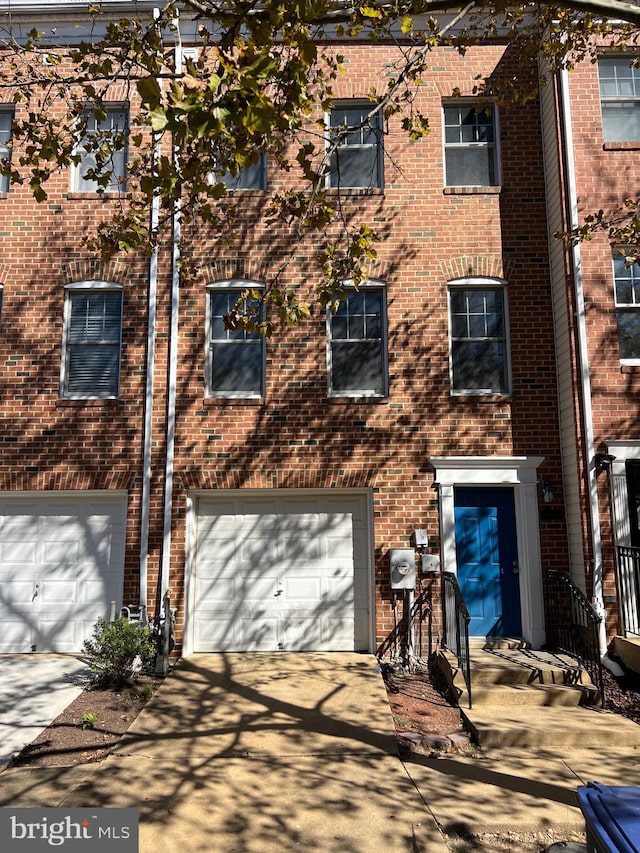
614, 253, 640, 361
0, 107, 13, 193
219, 154, 267, 191
61, 282, 123, 399
327, 281, 388, 396
443, 103, 499, 187
71, 105, 128, 193
206, 281, 265, 398
599, 57, 640, 142
327, 103, 383, 190
448, 279, 510, 395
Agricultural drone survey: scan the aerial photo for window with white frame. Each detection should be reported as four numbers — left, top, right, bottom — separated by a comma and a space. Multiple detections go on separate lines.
614, 253, 640, 361
61, 283, 123, 399
71, 105, 129, 193
0, 107, 13, 193
443, 103, 499, 187
219, 154, 267, 191
327, 103, 383, 190
598, 56, 640, 142
327, 282, 387, 396
206, 282, 265, 397
448, 279, 510, 394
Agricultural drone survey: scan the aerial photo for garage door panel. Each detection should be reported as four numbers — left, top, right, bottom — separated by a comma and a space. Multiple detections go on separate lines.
0, 579, 37, 607
0, 495, 127, 653
2, 540, 38, 564
194, 493, 370, 653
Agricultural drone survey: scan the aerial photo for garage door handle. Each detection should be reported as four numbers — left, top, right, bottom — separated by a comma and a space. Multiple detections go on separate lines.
32, 584, 39, 601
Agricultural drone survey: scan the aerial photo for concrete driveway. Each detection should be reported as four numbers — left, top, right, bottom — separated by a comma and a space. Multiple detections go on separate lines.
0, 655, 91, 767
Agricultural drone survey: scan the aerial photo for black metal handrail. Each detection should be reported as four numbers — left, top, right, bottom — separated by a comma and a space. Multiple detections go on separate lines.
441, 571, 472, 708
615, 546, 640, 636
546, 570, 605, 707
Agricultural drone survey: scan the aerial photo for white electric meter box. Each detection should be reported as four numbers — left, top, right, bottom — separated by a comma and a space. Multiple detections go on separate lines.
421, 554, 441, 574
390, 549, 416, 590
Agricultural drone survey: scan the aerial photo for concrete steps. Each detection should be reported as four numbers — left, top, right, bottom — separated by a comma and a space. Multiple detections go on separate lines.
438, 641, 640, 750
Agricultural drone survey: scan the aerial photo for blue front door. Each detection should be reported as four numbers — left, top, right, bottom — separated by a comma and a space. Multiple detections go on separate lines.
454, 487, 522, 638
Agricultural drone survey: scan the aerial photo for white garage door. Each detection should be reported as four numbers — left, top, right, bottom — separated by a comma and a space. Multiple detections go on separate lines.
0, 493, 127, 653
192, 492, 371, 652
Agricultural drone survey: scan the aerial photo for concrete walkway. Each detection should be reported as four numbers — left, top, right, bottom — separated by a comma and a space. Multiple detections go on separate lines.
0, 655, 90, 768
0, 653, 446, 852
1, 653, 639, 852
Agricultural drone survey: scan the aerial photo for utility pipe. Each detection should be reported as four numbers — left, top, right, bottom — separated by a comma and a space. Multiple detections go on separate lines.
558, 67, 622, 675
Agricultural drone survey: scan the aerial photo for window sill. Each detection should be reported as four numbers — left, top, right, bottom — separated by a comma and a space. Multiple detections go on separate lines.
444, 186, 501, 195
451, 392, 512, 401
56, 398, 122, 406
65, 192, 124, 201
325, 187, 384, 196
620, 362, 640, 371
0, 192, 8, 200
325, 395, 388, 403
603, 142, 640, 151
201, 396, 265, 406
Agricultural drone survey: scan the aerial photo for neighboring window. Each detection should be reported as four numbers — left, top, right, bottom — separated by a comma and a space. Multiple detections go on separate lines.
206, 282, 265, 397
327, 282, 387, 396
61, 283, 123, 399
448, 279, 510, 394
219, 154, 267, 191
71, 106, 128, 192
327, 103, 383, 189
626, 460, 640, 547
0, 107, 13, 193
443, 103, 499, 187
598, 56, 640, 142
613, 254, 640, 361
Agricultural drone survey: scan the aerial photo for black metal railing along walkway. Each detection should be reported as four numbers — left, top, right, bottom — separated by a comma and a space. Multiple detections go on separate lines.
616, 546, 640, 636
546, 570, 605, 707
442, 571, 472, 708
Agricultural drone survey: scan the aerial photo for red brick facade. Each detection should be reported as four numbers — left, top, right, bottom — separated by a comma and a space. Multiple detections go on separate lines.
0, 27, 573, 656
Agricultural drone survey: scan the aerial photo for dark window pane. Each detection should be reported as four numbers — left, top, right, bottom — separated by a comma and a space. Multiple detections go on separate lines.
332, 341, 383, 393
445, 147, 496, 186
616, 309, 640, 359
211, 342, 263, 394
452, 340, 506, 392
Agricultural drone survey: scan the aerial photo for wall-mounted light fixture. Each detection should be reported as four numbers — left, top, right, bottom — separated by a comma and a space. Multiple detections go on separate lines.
540, 479, 555, 503
595, 452, 616, 469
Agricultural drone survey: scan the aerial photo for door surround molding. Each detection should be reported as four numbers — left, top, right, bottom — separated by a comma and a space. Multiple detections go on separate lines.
429, 456, 546, 648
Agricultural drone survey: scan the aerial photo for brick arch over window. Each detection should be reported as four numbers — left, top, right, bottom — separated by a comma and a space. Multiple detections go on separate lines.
202, 258, 271, 287
0, 263, 9, 283
61, 259, 127, 286
439, 255, 514, 283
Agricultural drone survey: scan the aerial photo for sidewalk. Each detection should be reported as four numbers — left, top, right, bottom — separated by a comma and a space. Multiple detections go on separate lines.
0, 653, 639, 852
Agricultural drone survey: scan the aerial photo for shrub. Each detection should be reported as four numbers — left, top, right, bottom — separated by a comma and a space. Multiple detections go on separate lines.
82, 617, 156, 687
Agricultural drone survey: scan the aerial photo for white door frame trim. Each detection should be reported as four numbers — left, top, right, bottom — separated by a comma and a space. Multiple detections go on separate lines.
429, 456, 546, 648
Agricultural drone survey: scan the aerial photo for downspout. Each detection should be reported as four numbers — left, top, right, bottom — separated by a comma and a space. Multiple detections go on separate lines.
558, 68, 622, 675
159, 14, 182, 604
139, 7, 162, 613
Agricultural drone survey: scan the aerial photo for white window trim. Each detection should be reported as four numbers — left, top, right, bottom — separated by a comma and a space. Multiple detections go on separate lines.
613, 253, 640, 365
598, 55, 640, 142
326, 279, 388, 398
442, 101, 501, 188
205, 279, 266, 399
325, 102, 384, 190
448, 276, 511, 396
0, 105, 13, 194
60, 280, 123, 400
70, 104, 129, 194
